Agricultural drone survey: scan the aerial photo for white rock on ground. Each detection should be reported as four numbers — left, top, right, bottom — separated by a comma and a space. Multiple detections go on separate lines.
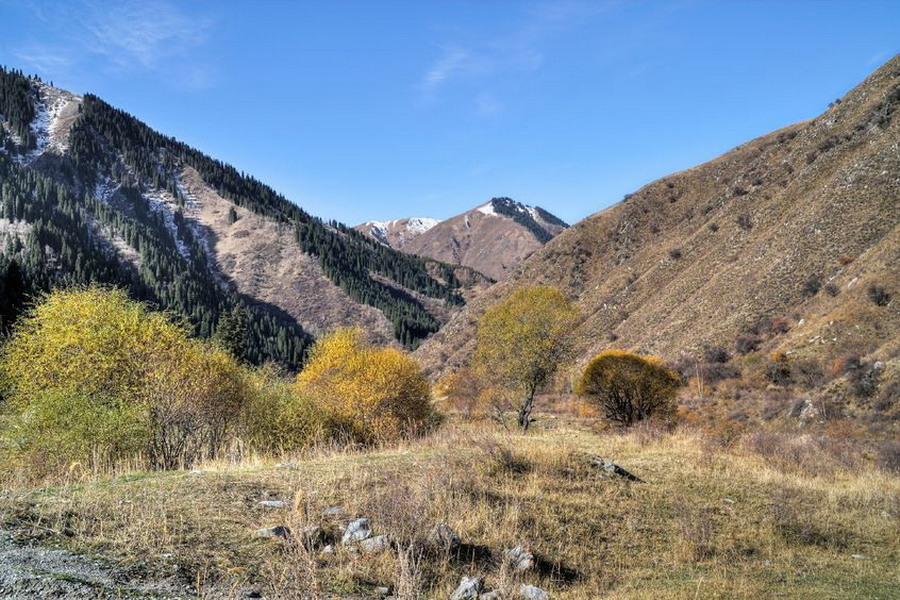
505, 545, 535, 571
360, 535, 391, 553
341, 518, 372, 544
449, 575, 484, 599
519, 584, 549, 600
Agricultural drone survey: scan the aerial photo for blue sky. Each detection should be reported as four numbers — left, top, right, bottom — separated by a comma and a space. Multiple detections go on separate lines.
1, 1, 898, 226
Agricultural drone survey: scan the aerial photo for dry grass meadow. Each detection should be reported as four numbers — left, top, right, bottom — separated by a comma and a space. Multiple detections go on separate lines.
1, 413, 897, 599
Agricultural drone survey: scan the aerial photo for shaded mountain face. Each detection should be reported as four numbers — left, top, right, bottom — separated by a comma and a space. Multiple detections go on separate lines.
357, 198, 568, 280
417, 56, 900, 381
0, 67, 485, 366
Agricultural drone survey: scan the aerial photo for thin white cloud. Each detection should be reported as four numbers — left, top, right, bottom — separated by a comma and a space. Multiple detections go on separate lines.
15, 0, 216, 89
475, 92, 503, 117
421, 46, 473, 98
81, 1, 211, 72
417, 0, 614, 114
13, 46, 73, 74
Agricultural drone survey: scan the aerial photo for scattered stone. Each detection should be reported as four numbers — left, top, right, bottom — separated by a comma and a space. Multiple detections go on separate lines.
320, 544, 335, 555
342, 518, 372, 544
323, 506, 345, 518
258, 500, 289, 509
723, 498, 736, 504
505, 545, 535, 571
375, 585, 392, 596
851, 554, 868, 560
519, 584, 549, 600
274, 462, 296, 469
429, 523, 462, 550
588, 456, 643, 482
254, 525, 291, 539
478, 592, 500, 600
798, 399, 821, 423
189, 470, 204, 476
450, 576, 484, 600
360, 534, 391, 553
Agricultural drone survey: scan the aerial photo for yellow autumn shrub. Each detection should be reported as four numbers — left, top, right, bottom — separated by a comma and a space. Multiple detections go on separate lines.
0, 286, 252, 475
295, 328, 434, 442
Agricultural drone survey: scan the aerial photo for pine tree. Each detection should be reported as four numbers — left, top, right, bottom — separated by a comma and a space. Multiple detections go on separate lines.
214, 306, 249, 363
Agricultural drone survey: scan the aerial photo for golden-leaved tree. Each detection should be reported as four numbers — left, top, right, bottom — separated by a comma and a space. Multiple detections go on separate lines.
0, 286, 250, 475
474, 286, 580, 430
576, 350, 681, 427
294, 328, 433, 442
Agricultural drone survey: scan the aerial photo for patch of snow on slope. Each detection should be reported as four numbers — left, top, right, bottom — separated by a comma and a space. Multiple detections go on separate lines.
405, 217, 441, 234
6, 84, 78, 165
0, 218, 32, 240
144, 189, 191, 260
362, 217, 440, 246
175, 179, 202, 213
476, 202, 497, 216
363, 221, 391, 244
173, 176, 227, 288
11, 99, 49, 166
94, 178, 119, 204
39, 84, 82, 154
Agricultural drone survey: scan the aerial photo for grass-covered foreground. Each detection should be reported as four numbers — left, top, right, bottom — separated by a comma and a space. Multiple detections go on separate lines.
1, 419, 897, 599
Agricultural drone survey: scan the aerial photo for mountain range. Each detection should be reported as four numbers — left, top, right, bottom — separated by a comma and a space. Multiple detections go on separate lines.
356, 198, 568, 280
1, 56, 898, 393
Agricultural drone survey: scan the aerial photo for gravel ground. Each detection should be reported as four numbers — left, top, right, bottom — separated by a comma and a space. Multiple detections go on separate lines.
0, 531, 192, 599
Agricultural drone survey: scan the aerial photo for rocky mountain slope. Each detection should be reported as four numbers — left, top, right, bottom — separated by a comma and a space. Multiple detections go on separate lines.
358, 198, 568, 280
417, 56, 900, 387
0, 67, 484, 364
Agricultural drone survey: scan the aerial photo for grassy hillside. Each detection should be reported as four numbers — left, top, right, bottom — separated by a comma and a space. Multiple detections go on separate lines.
417, 56, 900, 390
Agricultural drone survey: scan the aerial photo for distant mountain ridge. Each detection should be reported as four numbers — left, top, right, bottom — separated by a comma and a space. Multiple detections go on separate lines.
357, 217, 442, 248
356, 198, 568, 280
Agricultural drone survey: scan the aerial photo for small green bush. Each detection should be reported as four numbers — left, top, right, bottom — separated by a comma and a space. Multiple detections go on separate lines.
1, 389, 149, 478
241, 365, 333, 453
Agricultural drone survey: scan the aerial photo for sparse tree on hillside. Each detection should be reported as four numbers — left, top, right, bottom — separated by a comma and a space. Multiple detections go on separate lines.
576, 350, 681, 427
473, 286, 580, 431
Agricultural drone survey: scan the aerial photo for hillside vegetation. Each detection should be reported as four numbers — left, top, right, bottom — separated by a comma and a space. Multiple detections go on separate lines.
417, 56, 900, 411
0, 54, 897, 600
0, 66, 485, 359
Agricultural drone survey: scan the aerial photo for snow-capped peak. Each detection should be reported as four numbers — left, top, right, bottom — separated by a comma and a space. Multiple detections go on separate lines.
360, 216, 441, 246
